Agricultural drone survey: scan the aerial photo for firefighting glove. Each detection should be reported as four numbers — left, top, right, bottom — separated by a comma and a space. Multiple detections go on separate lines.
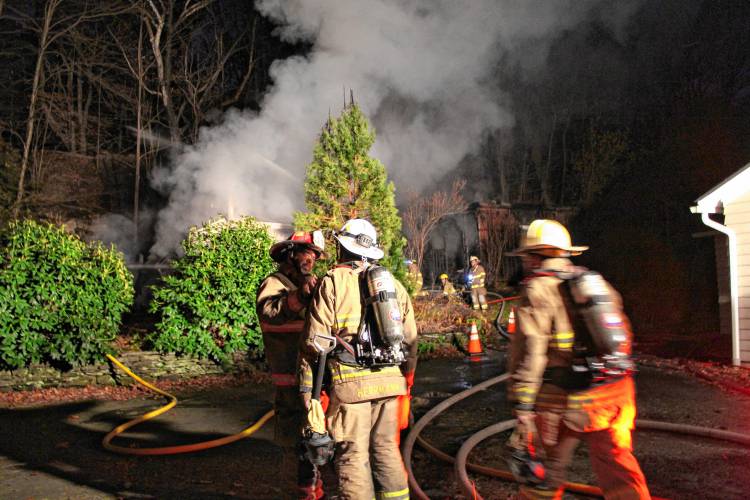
397, 371, 415, 431
508, 409, 536, 451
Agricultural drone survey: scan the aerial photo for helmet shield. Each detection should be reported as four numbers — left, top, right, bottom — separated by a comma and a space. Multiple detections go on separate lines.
334, 219, 384, 260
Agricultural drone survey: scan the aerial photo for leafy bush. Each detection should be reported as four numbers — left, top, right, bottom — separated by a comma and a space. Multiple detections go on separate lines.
147, 216, 276, 361
0, 219, 134, 369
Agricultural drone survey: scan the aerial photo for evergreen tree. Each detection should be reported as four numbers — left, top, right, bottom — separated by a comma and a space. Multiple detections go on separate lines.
295, 102, 406, 275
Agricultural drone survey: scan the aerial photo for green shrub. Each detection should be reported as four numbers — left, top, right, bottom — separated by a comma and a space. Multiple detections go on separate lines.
147, 216, 276, 361
0, 219, 134, 369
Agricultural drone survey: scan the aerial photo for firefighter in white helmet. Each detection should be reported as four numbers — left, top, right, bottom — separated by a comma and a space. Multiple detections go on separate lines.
257, 231, 327, 499
506, 219, 650, 499
298, 218, 417, 500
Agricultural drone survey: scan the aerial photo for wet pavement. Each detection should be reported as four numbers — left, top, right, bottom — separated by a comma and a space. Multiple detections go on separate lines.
410, 351, 750, 499
1, 351, 749, 499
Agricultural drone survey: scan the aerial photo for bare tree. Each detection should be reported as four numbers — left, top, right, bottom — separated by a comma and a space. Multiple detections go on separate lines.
7, 0, 132, 217
113, 1, 256, 146
481, 210, 519, 287
11, 0, 60, 217
403, 179, 468, 269
179, 13, 257, 142
138, 0, 213, 143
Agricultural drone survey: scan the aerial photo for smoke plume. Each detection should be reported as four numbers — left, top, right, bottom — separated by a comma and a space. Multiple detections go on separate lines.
150, 0, 641, 258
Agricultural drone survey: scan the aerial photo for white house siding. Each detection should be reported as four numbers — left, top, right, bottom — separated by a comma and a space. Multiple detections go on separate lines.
714, 236, 731, 337
725, 191, 750, 365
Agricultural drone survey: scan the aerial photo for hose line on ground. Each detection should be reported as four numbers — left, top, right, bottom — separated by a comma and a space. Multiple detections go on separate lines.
402, 373, 510, 500
404, 370, 750, 500
402, 373, 603, 499
102, 354, 274, 456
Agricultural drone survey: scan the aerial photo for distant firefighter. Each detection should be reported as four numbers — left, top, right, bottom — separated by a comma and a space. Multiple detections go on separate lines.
468, 255, 488, 310
506, 219, 650, 499
405, 259, 423, 297
439, 273, 456, 297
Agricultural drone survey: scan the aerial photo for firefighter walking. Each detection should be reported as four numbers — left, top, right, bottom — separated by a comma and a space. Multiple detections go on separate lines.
469, 255, 488, 310
507, 219, 650, 500
298, 218, 418, 500
256, 231, 326, 500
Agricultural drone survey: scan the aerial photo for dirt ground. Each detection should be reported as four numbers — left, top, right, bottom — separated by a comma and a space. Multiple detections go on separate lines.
1, 352, 750, 499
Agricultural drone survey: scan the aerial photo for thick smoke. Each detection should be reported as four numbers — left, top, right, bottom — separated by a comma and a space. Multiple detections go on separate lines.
150, 0, 641, 258
88, 211, 154, 263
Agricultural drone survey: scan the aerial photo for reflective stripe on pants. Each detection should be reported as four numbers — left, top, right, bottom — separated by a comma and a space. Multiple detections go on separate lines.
520, 410, 650, 500
329, 396, 409, 500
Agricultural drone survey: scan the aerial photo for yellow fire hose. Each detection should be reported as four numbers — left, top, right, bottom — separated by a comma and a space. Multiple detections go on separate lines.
102, 354, 274, 456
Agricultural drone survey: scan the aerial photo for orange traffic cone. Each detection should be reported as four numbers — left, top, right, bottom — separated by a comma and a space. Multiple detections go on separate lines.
467, 322, 485, 360
507, 307, 516, 334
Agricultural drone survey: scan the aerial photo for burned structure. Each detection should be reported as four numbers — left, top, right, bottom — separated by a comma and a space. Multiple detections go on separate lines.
421, 202, 575, 290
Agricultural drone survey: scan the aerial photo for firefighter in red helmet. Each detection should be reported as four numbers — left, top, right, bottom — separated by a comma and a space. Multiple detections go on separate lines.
257, 230, 326, 499
506, 220, 650, 500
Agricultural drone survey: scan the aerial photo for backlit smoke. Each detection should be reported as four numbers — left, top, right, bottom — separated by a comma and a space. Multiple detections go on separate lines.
150, 0, 641, 258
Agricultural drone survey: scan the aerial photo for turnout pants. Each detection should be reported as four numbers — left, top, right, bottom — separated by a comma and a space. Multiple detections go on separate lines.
471, 287, 488, 310
519, 408, 650, 500
275, 387, 323, 500
328, 396, 409, 500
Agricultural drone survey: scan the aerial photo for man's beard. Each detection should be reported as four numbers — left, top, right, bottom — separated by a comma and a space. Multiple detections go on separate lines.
295, 260, 313, 276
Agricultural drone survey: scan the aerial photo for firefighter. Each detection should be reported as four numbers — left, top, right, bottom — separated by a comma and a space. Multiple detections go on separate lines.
468, 255, 488, 310
257, 231, 326, 500
405, 259, 423, 297
506, 219, 650, 500
298, 218, 417, 500
440, 273, 456, 297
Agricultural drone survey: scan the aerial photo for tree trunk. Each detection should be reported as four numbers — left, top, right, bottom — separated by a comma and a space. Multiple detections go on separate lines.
541, 113, 557, 206
519, 152, 528, 203
14, 0, 58, 218
67, 62, 76, 152
559, 117, 570, 205
162, 1, 180, 143
134, 20, 144, 249
495, 130, 509, 204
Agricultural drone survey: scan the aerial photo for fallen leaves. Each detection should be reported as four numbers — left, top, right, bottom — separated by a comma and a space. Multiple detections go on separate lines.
0, 371, 271, 409
639, 355, 750, 395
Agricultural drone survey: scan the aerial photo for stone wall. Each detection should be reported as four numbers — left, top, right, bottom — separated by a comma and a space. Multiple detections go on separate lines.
0, 351, 261, 392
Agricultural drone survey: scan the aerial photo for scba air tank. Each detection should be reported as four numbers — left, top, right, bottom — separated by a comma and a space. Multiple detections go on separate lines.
366, 265, 405, 348
570, 271, 634, 375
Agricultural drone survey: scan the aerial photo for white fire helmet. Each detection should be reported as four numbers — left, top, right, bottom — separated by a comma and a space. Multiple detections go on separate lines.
335, 218, 384, 260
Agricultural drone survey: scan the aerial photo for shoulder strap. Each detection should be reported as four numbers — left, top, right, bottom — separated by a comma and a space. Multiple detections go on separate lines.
356, 267, 370, 334
271, 271, 296, 290
557, 273, 595, 355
